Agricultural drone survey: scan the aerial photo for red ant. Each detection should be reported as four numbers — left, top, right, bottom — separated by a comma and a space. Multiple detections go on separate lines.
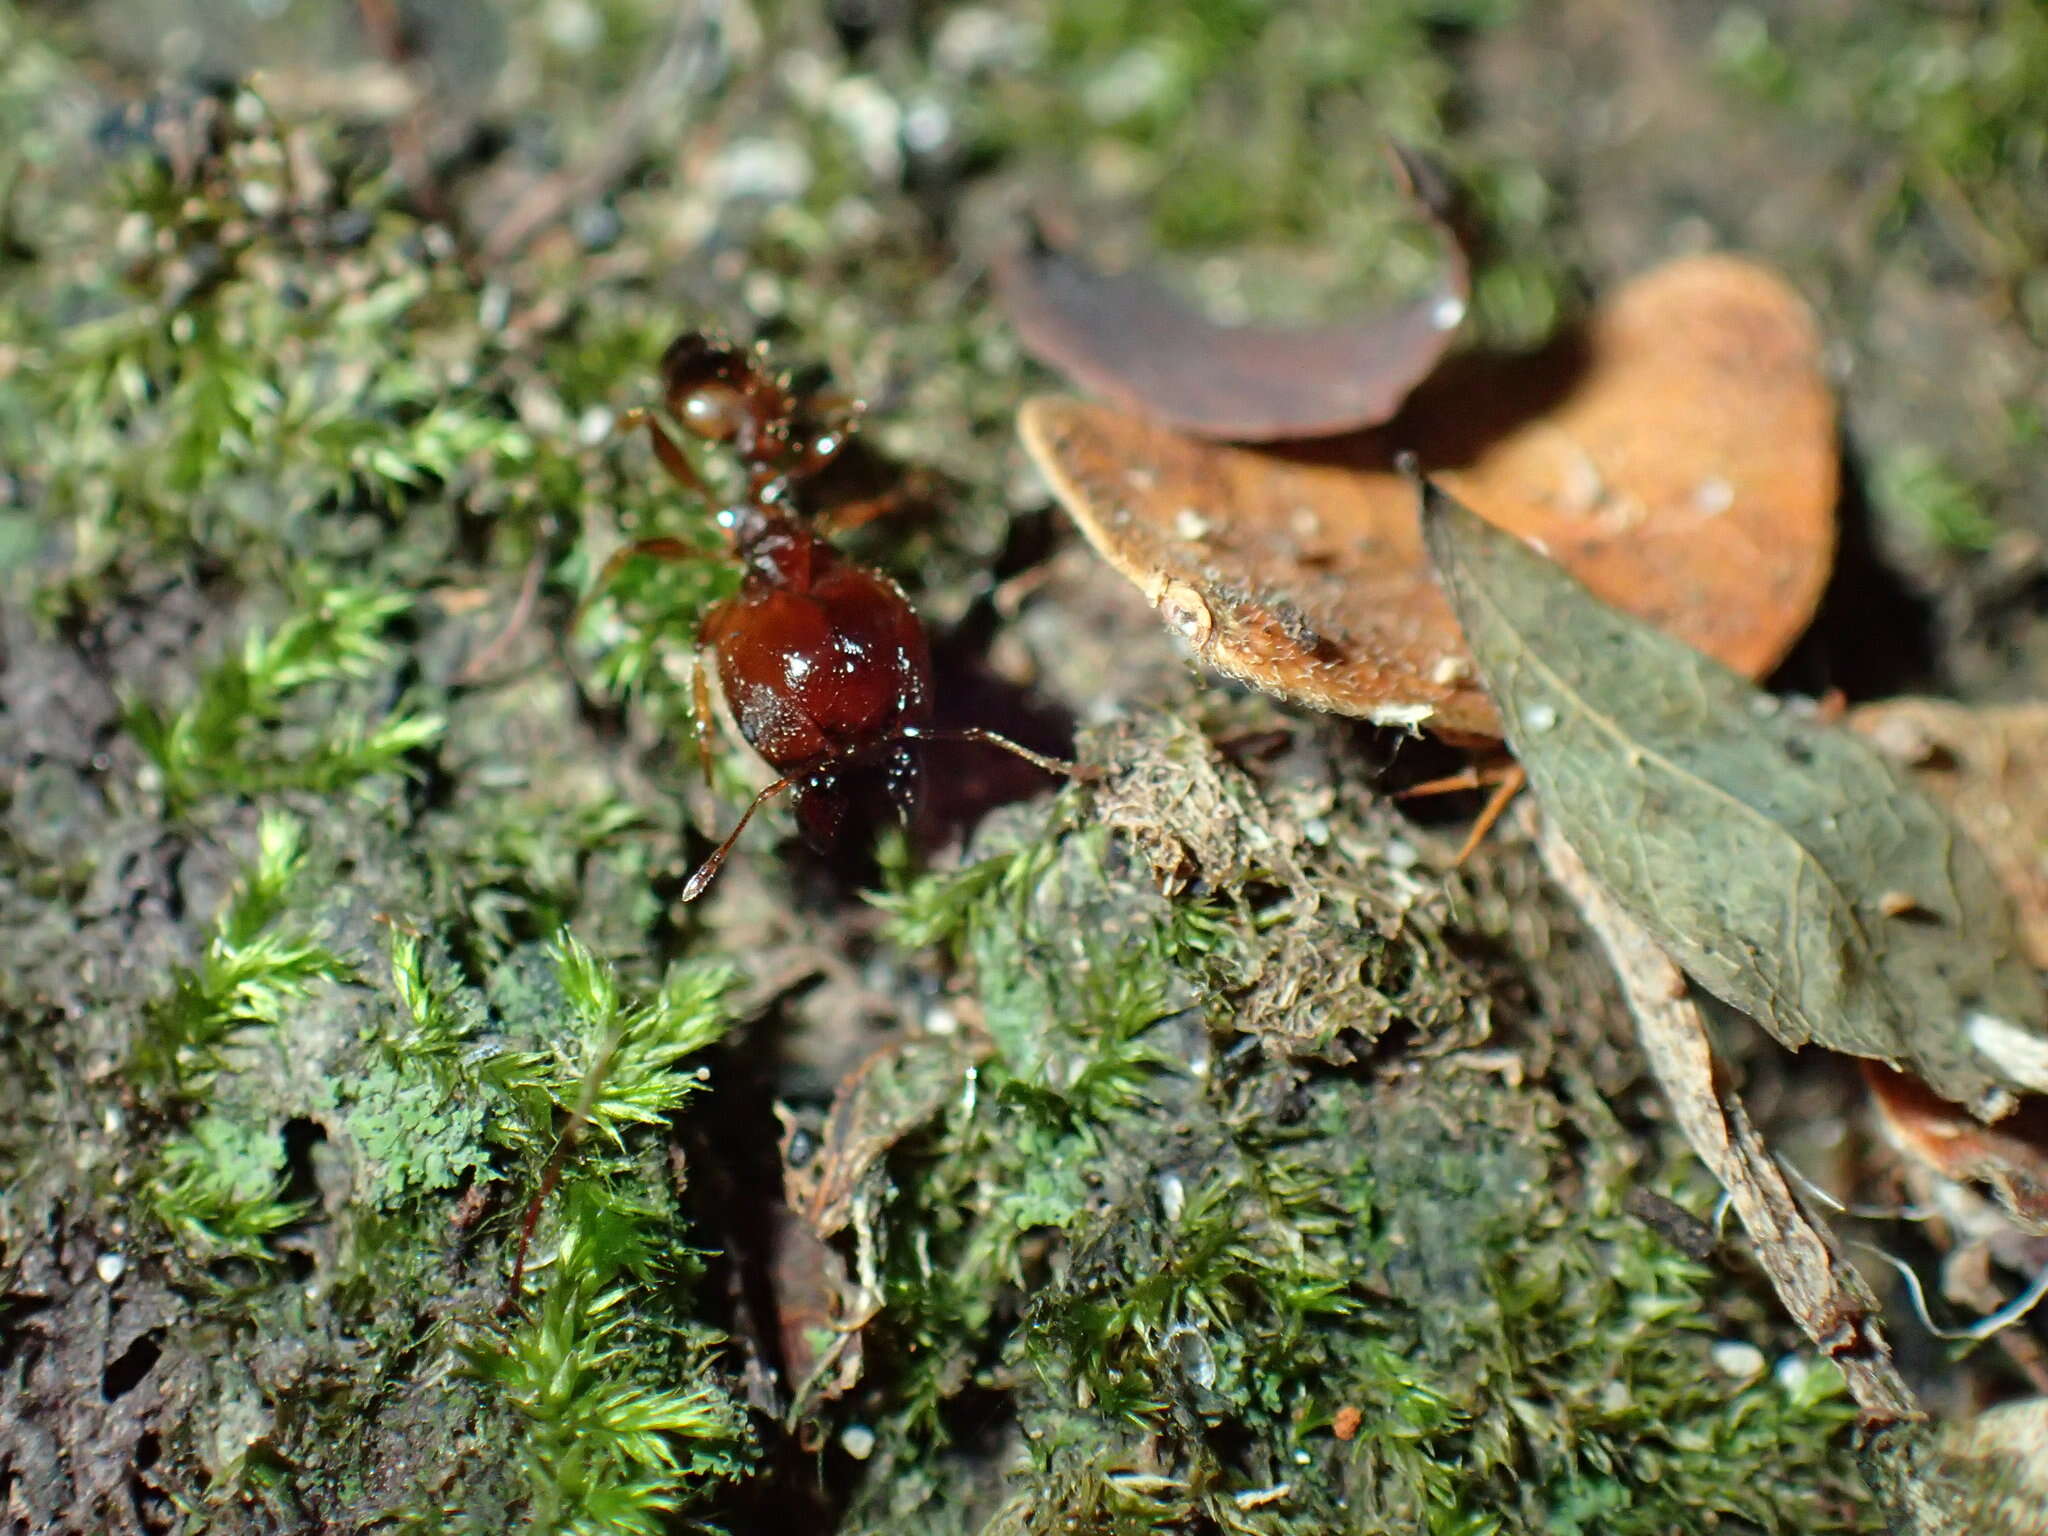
507, 335, 1082, 1310
585, 331, 1082, 899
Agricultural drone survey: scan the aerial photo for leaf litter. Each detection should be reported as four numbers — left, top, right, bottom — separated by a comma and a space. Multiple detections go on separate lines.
1020, 254, 1836, 738
997, 143, 1470, 442
1419, 476, 2048, 1120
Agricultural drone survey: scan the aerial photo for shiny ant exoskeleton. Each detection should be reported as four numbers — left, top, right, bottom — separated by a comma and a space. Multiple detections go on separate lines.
504, 337, 1081, 1310
588, 331, 1079, 901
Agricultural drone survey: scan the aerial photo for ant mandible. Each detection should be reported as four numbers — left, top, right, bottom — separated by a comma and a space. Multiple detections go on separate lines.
587, 331, 1080, 901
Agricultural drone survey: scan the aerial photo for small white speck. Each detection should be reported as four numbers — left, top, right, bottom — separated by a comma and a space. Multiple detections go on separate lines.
902, 97, 952, 156
1293, 1449, 1313, 1467
1967, 1011, 2048, 1093
96, 1252, 125, 1285
709, 137, 814, 202
1775, 1354, 1813, 1393
1368, 701, 1436, 729
1174, 507, 1210, 540
742, 271, 784, 317
1166, 1323, 1217, 1388
1711, 1340, 1766, 1380
1301, 817, 1330, 847
1157, 1172, 1186, 1223
841, 1424, 877, 1460
1234, 1483, 1291, 1510
925, 1004, 958, 1037
577, 406, 615, 446
1431, 293, 1467, 330
1749, 693, 1782, 717
1123, 466, 1158, 492
1694, 477, 1735, 514
1155, 580, 1215, 648
827, 76, 905, 183
1430, 655, 1472, 686
1525, 702, 1558, 732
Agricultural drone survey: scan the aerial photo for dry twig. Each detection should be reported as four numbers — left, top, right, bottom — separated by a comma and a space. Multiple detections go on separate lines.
1538, 816, 1921, 1423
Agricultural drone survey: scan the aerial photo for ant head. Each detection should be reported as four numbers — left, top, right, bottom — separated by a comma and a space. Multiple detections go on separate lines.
660, 332, 782, 447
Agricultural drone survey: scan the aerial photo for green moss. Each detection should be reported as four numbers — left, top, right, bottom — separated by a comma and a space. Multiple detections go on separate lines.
147, 1111, 309, 1260
131, 810, 351, 1100
838, 723, 1869, 1534
1874, 445, 2003, 557
6, 1, 2029, 1528
125, 582, 444, 808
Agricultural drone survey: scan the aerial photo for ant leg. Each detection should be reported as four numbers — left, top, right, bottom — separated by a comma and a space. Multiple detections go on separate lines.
1449, 763, 1526, 866
690, 651, 717, 791
895, 725, 1091, 781
571, 536, 702, 634
678, 729, 1085, 905
1394, 760, 1519, 800
682, 771, 799, 901
616, 405, 714, 501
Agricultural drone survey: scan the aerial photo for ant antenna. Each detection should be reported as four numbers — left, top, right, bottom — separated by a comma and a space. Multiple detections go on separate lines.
681, 773, 797, 901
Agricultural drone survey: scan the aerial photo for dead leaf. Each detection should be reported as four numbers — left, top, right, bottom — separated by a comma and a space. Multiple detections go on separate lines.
786, 1034, 979, 1240
1850, 699, 2048, 969
1865, 1061, 2048, 1235
1021, 255, 1836, 737
997, 144, 1468, 441
1422, 478, 2048, 1120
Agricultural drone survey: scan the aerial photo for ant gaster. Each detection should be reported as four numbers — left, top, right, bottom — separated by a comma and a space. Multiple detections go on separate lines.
591, 332, 1079, 901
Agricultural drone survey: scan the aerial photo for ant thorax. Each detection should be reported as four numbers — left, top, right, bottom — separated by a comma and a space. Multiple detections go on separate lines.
730, 513, 826, 593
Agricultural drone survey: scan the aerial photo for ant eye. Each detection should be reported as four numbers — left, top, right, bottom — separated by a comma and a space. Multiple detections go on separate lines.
678, 384, 746, 442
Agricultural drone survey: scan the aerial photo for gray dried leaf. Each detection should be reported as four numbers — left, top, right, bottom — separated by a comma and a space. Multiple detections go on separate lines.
996, 143, 1468, 442
1420, 478, 2048, 1119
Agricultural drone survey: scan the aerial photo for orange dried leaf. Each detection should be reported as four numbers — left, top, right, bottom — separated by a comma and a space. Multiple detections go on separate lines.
1020, 254, 1837, 738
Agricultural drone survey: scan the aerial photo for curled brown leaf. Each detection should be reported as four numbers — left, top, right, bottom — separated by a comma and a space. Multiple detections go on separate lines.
997, 144, 1469, 442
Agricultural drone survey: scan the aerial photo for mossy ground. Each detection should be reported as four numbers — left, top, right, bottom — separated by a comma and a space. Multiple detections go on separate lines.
2, 0, 2044, 1531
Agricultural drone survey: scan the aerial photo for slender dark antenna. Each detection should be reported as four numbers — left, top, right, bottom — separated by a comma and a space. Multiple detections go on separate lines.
680, 773, 798, 901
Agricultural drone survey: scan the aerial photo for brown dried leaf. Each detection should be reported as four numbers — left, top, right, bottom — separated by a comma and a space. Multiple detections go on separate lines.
1021, 255, 1836, 738
1865, 1061, 2048, 1235
997, 145, 1469, 442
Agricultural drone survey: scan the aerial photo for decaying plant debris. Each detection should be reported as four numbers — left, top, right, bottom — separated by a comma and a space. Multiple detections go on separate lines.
997, 143, 1470, 442
1420, 480, 2048, 1120
5, 2, 2048, 1533
1020, 255, 1837, 736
